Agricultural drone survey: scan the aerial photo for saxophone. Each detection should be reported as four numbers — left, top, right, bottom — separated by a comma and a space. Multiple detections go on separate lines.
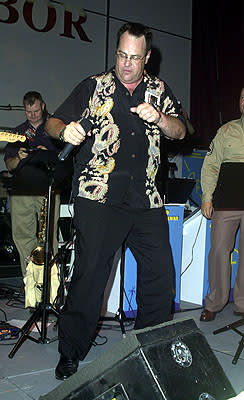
30, 196, 47, 265
24, 196, 60, 308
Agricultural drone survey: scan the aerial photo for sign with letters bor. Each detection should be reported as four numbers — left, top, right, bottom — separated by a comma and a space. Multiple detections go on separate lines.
0, 0, 91, 42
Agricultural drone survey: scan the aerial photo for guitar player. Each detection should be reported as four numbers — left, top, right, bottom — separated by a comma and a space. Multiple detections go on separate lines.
4, 91, 61, 280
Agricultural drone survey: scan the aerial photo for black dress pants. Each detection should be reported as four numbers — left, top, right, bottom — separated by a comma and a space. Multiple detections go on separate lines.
58, 197, 174, 360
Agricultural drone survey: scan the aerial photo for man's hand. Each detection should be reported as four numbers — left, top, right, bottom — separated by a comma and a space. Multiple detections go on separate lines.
18, 147, 29, 160
45, 118, 92, 144
62, 121, 91, 145
36, 145, 48, 151
130, 103, 185, 139
201, 201, 213, 219
130, 103, 160, 125
5, 146, 29, 171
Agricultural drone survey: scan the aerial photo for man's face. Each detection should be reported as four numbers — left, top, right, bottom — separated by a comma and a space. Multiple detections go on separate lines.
24, 99, 44, 127
240, 88, 244, 115
115, 31, 150, 85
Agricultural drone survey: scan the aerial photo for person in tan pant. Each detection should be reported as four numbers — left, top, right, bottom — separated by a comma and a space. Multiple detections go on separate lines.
200, 87, 244, 321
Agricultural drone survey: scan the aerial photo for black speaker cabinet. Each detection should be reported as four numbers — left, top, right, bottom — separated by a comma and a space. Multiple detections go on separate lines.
40, 318, 236, 400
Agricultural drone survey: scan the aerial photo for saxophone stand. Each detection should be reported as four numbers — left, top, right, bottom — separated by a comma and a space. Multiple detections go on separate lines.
213, 316, 244, 365
8, 162, 59, 359
99, 242, 135, 337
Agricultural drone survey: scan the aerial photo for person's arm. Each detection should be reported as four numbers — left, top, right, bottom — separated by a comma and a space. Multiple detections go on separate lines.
155, 111, 186, 139
200, 128, 224, 218
45, 118, 90, 146
130, 103, 185, 139
5, 147, 28, 172
45, 78, 95, 145
130, 79, 186, 139
201, 132, 224, 202
45, 118, 66, 140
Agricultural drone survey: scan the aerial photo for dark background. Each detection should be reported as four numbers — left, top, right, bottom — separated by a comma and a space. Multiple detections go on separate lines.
190, 0, 244, 149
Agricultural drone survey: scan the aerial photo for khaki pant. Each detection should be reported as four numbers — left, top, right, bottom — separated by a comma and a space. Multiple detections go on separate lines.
10, 193, 60, 277
205, 210, 244, 313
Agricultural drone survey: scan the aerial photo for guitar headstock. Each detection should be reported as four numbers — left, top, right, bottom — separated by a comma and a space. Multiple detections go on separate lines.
0, 131, 26, 143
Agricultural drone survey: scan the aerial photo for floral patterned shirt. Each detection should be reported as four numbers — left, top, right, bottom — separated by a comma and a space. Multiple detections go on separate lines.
52, 70, 184, 208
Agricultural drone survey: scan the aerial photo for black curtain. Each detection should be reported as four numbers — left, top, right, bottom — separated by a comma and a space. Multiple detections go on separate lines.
190, 0, 244, 149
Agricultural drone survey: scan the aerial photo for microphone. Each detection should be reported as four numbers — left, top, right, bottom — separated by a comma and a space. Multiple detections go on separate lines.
58, 119, 92, 161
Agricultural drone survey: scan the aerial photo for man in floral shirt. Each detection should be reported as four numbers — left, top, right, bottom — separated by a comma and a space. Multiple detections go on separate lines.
46, 22, 186, 380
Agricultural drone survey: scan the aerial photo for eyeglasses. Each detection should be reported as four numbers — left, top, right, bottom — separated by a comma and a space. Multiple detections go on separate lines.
116, 51, 145, 63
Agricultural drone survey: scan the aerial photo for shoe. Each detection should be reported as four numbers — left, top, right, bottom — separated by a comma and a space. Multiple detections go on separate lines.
234, 311, 244, 318
200, 309, 216, 322
55, 356, 79, 380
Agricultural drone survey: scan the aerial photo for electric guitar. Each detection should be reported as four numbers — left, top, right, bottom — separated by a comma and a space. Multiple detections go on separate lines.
0, 131, 26, 143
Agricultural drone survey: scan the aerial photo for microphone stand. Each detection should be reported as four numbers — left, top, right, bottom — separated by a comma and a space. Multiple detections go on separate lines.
8, 162, 59, 359
99, 242, 135, 337
213, 317, 244, 365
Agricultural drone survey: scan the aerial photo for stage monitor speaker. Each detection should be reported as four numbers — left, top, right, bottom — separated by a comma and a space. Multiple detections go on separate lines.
40, 318, 236, 400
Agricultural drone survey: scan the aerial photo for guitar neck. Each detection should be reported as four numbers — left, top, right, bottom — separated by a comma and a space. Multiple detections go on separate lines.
0, 131, 26, 143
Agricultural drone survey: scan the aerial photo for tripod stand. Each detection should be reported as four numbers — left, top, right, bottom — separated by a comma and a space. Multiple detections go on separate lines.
8, 163, 59, 359
51, 236, 75, 312
99, 242, 135, 337
213, 317, 244, 365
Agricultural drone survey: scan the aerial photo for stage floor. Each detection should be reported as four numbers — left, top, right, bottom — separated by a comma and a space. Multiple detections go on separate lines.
0, 276, 244, 399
